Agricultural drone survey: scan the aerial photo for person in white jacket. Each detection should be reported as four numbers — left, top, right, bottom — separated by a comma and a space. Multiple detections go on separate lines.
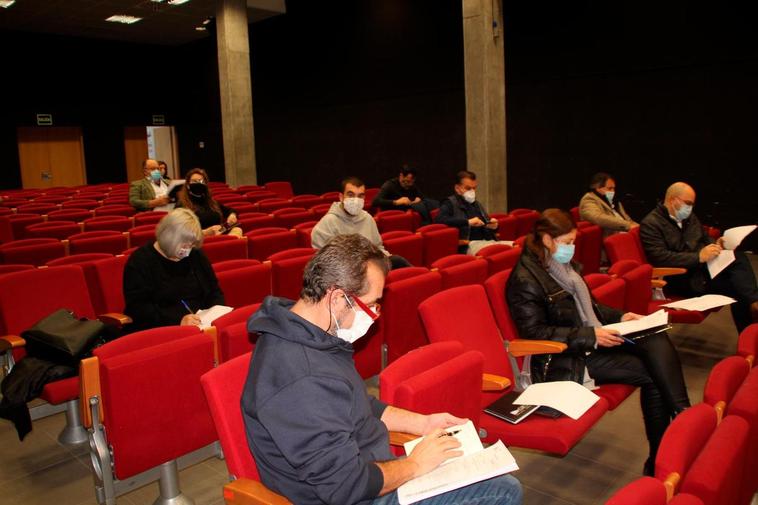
311, 177, 410, 269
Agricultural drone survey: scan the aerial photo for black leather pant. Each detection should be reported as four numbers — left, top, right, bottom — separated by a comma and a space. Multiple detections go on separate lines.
587, 331, 690, 469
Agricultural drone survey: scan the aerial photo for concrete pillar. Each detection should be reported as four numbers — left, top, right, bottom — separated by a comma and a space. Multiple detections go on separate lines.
216, 0, 257, 186
462, 0, 507, 213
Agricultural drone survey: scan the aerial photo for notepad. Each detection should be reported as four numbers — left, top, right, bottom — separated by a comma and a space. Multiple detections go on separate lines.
512, 381, 601, 420
602, 309, 669, 338
195, 305, 233, 329
397, 439, 519, 505
484, 391, 540, 424
660, 294, 736, 312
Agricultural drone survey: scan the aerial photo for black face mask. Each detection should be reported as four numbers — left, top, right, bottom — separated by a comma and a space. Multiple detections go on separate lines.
188, 182, 208, 199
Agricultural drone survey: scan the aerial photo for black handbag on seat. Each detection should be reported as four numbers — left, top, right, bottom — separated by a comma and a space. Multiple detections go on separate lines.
21, 309, 106, 367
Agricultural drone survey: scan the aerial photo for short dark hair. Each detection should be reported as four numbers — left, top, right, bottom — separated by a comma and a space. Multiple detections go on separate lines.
158, 160, 167, 167
400, 166, 417, 177
525, 209, 576, 268
589, 172, 613, 189
340, 176, 365, 193
301, 234, 389, 303
456, 170, 476, 185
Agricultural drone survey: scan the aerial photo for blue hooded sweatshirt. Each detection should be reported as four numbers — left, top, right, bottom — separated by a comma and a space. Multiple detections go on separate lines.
242, 296, 392, 504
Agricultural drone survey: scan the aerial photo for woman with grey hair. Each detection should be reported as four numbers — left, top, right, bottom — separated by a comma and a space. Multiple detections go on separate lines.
123, 208, 225, 331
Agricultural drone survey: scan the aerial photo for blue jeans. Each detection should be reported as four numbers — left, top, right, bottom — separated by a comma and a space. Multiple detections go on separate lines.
371, 475, 522, 505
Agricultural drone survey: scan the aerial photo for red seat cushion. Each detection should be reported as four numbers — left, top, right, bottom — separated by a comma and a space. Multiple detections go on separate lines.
40, 377, 79, 405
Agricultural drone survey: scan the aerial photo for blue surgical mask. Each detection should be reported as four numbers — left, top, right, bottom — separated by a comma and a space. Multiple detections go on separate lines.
604, 191, 615, 204
675, 203, 692, 221
150, 169, 162, 182
552, 243, 575, 264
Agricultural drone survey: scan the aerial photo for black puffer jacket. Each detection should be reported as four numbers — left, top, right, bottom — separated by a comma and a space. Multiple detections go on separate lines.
506, 247, 623, 383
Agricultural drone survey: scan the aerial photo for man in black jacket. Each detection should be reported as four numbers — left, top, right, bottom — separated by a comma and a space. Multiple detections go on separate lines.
242, 234, 522, 505
640, 182, 758, 332
372, 167, 438, 225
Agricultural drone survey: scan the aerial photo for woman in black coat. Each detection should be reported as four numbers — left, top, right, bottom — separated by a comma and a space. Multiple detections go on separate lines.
506, 209, 690, 475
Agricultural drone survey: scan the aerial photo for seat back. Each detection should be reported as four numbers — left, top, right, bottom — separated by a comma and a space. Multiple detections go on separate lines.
0, 266, 96, 336
69, 230, 129, 255
289, 195, 322, 209
380, 342, 484, 427
483, 269, 522, 342
419, 285, 514, 405
237, 213, 277, 233
8, 213, 45, 240
91, 255, 129, 314
201, 352, 260, 480
431, 254, 488, 289
375, 211, 414, 233
270, 208, 313, 229
268, 250, 314, 300
702, 356, 750, 408
416, 224, 459, 267
575, 224, 602, 274
263, 181, 294, 200
586, 274, 626, 311
47, 208, 92, 222
604, 232, 645, 265
477, 245, 520, 276
83, 215, 133, 232
737, 324, 757, 365
382, 270, 442, 364
133, 211, 168, 226
257, 198, 291, 213
213, 304, 262, 362
381, 231, 423, 266
511, 209, 540, 238
47, 253, 113, 267
62, 198, 99, 210
245, 228, 297, 261
0, 237, 67, 266
213, 259, 262, 273
724, 366, 758, 504
94, 204, 136, 217
25, 220, 81, 240
94, 327, 216, 479
490, 214, 518, 241
216, 263, 272, 308
655, 403, 718, 483
610, 260, 653, 315
202, 237, 248, 263
128, 224, 157, 249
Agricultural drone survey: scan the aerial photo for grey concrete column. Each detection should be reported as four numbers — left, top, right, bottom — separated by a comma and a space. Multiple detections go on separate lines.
462, 0, 507, 213
216, 0, 257, 186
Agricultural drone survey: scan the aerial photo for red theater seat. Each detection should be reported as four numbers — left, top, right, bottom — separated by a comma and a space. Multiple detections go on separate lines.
375, 210, 414, 233
264, 181, 294, 199
271, 207, 314, 229
127, 224, 157, 249
267, 248, 314, 300
431, 254, 488, 289
381, 231, 423, 266
257, 198, 292, 213
16, 203, 59, 215
47, 208, 91, 222
24, 220, 82, 240
416, 224, 459, 267
68, 230, 129, 255
211, 303, 261, 362
82, 215, 133, 233
0, 238, 67, 265
510, 209, 540, 238
61, 198, 100, 210
202, 236, 248, 263
93, 204, 136, 218
476, 243, 520, 276
237, 212, 277, 233
245, 227, 297, 261
289, 194, 321, 209
7, 213, 45, 240
132, 211, 168, 226
575, 224, 602, 274
215, 262, 272, 308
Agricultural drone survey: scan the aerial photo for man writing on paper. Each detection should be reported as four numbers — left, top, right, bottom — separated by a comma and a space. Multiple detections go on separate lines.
242, 234, 522, 505
640, 182, 758, 332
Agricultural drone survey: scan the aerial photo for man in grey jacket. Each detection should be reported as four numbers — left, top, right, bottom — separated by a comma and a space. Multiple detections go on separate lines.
311, 177, 410, 269
578, 172, 637, 238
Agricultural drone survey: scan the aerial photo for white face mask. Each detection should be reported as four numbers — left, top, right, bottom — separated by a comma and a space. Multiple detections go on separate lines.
342, 197, 364, 216
332, 295, 374, 344
462, 189, 476, 203
175, 246, 192, 259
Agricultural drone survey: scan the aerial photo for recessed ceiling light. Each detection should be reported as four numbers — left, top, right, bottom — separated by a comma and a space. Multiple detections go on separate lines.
168, 0, 191, 4
195, 26, 206, 31
106, 15, 143, 24
0, 0, 16, 8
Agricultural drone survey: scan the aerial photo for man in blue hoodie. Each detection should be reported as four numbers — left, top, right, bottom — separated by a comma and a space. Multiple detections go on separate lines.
242, 234, 522, 505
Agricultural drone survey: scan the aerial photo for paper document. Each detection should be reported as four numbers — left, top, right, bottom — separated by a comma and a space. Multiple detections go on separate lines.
397, 440, 518, 505
196, 305, 234, 329
707, 249, 735, 279
602, 309, 669, 336
403, 421, 482, 465
512, 381, 600, 420
661, 295, 736, 312
721, 225, 757, 251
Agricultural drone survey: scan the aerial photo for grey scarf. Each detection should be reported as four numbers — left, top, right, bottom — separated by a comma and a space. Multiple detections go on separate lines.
547, 257, 602, 328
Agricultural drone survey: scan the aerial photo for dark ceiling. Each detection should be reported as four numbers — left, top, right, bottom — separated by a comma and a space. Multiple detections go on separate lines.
0, 0, 285, 46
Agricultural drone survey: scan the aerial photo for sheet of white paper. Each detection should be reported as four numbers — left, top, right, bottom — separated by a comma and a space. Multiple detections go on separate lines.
512, 381, 600, 420
660, 294, 736, 312
195, 305, 233, 329
403, 421, 482, 466
397, 440, 519, 505
707, 249, 735, 279
722, 225, 757, 251
602, 309, 669, 336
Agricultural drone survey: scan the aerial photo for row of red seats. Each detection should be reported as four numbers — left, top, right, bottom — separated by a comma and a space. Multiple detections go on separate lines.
607, 325, 758, 505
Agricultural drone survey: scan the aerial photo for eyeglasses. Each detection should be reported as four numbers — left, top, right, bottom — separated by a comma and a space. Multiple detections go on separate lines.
346, 294, 381, 320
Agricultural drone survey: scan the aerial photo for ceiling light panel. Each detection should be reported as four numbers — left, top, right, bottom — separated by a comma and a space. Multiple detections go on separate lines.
0, 0, 16, 8
105, 15, 143, 24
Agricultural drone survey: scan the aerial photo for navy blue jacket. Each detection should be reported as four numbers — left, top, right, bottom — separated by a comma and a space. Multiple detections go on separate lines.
242, 297, 391, 505
436, 194, 496, 241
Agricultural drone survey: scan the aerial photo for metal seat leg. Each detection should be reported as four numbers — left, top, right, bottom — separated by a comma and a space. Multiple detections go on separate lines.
153, 460, 195, 505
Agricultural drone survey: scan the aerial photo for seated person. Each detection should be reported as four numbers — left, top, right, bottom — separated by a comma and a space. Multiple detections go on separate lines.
506, 209, 690, 475
311, 176, 411, 269
640, 182, 758, 332
243, 234, 523, 505
578, 172, 638, 237
128, 158, 172, 211
372, 166, 438, 226
157, 160, 170, 178
174, 168, 242, 237
123, 208, 225, 331
436, 170, 510, 255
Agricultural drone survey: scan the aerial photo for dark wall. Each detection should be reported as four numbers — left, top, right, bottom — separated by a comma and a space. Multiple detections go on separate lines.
504, 1, 758, 245
249, 0, 466, 198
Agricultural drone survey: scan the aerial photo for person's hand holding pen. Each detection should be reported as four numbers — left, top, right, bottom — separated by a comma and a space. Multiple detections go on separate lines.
180, 300, 202, 327
420, 412, 467, 435
407, 428, 463, 477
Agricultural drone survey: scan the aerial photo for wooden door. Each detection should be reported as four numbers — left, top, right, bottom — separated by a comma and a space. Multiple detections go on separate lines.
17, 127, 87, 189
124, 126, 149, 183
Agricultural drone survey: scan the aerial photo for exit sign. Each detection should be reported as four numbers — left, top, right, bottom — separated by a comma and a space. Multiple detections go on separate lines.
36, 114, 53, 126
152, 114, 166, 125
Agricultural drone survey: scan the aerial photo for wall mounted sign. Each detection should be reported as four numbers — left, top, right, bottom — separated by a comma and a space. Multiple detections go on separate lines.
152, 114, 166, 125
36, 114, 53, 126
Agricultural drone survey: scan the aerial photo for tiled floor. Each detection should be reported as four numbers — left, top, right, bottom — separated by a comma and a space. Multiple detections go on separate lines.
1, 256, 756, 505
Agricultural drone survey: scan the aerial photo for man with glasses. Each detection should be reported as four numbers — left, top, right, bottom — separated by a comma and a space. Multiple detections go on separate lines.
640, 181, 758, 332
242, 234, 522, 505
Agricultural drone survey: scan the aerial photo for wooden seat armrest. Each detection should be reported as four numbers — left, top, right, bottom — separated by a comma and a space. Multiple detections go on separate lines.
747, 355, 754, 367
650, 279, 667, 289
223, 478, 292, 505
714, 400, 726, 425
652, 267, 687, 278
482, 373, 511, 391
1, 334, 26, 348
507, 339, 567, 357
79, 356, 102, 429
663, 472, 681, 502
389, 431, 416, 446
97, 313, 132, 327
458, 240, 470, 246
